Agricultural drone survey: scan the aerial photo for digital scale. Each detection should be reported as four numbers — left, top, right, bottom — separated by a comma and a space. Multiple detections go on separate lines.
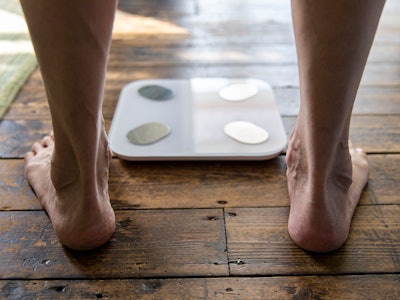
108, 78, 287, 160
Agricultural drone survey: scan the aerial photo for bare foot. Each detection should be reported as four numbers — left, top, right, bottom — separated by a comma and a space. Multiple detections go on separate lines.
24, 135, 115, 251
286, 133, 369, 253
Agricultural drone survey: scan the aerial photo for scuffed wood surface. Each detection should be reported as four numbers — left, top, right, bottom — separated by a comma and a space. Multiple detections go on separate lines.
0, 0, 399, 298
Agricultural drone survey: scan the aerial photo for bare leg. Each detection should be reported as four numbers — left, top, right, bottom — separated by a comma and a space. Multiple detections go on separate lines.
21, 0, 117, 250
287, 0, 385, 252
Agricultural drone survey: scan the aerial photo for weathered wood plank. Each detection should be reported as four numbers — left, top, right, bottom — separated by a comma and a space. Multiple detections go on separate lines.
108, 157, 289, 209
0, 209, 227, 279
275, 86, 400, 116
349, 115, 400, 153
0, 159, 38, 211
368, 154, 400, 205
101, 64, 400, 89
0, 119, 53, 158
149, 20, 399, 49
189, 0, 400, 45
113, 8, 400, 47
2, 156, 288, 210
5, 66, 400, 120
5, 85, 400, 122
194, 0, 400, 22
225, 206, 400, 276
3, 154, 399, 211
1, 275, 399, 299
108, 43, 400, 67
283, 115, 400, 154
2, 114, 398, 158
0, 0, 398, 292
118, 0, 197, 17
110, 18, 400, 47
108, 44, 298, 66
112, 8, 191, 44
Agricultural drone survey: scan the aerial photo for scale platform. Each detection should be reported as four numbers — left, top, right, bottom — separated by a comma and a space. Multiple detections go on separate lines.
108, 78, 287, 161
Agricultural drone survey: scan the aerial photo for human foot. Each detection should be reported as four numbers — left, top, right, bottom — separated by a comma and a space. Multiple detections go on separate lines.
24, 135, 115, 251
286, 133, 369, 253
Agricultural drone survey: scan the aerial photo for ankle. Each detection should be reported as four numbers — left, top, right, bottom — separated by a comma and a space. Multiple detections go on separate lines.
288, 124, 351, 174
50, 158, 80, 191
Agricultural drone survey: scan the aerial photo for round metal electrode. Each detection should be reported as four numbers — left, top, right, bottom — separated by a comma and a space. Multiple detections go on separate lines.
219, 83, 258, 102
224, 121, 269, 144
138, 85, 175, 101
127, 122, 171, 145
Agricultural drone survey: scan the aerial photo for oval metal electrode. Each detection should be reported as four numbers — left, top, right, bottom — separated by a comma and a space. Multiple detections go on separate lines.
127, 122, 171, 145
224, 121, 269, 144
138, 85, 174, 101
219, 83, 258, 102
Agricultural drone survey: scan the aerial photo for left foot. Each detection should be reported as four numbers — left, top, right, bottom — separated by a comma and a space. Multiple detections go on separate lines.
24, 134, 115, 251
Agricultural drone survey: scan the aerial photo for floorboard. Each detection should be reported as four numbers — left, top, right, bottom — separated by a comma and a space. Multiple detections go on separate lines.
0, 210, 227, 279
225, 206, 400, 276
2, 275, 400, 299
0, 0, 399, 298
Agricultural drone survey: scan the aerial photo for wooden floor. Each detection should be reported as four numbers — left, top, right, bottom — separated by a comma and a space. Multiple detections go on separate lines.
1, 0, 400, 299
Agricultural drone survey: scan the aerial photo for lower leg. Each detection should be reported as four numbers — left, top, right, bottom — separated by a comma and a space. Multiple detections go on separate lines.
21, 0, 117, 250
287, 0, 385, 252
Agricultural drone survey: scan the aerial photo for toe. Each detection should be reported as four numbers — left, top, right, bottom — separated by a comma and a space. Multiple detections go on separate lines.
350, 147, 368, 161
355, 148, 367, 158
31, 142, 43, 154
41, 136, 54, 147
24, 151, 35, 162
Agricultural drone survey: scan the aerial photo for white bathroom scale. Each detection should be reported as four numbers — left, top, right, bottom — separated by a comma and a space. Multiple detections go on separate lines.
108, 78, 287, 161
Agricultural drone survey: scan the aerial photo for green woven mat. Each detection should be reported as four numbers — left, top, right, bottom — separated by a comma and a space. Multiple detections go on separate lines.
0, 0, 37, 119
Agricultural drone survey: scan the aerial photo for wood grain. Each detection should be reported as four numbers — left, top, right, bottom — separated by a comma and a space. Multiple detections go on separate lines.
3, 153, 399, 211
225, 206, 400, 276
5, 68, 400, 120
368, 154, 400, 204
2, 114, 399, 158
1, 275, 399, 299
0, 0, 399, 298
0, 209, 227, 279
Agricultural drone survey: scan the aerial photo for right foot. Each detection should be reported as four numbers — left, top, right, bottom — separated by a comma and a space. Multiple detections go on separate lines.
286, 129, 369, 253
24, 134, 115, 251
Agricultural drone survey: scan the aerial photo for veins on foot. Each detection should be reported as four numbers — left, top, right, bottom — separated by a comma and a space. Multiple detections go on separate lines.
286, 133, 369, 253
24, 135, 115, 251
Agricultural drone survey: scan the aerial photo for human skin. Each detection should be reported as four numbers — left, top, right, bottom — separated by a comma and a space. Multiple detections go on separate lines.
21, 0, 385, 252
21, 0, 117, 250
287, 0, 385, 252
